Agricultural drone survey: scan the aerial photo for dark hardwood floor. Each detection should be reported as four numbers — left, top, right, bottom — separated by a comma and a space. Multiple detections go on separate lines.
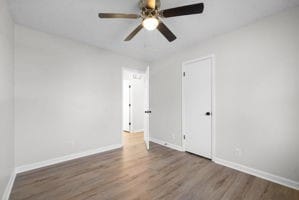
10, 132, 299, 200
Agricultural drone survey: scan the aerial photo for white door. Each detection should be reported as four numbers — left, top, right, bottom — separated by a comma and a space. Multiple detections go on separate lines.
144, 67, 150, 150
123, 80, 131, 132
183, 57, 212, 159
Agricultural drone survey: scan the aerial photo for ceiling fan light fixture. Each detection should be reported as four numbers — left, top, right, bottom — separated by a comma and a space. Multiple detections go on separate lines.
142, 17, 159, 31
99, 2, 204, 41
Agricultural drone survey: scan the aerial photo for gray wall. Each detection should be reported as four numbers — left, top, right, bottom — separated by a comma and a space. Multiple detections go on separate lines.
15, 25, 147, 167
0, 0, 15, 197
150, 7, 299, 182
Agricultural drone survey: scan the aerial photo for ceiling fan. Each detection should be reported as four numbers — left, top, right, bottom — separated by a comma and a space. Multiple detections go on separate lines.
98, 0, 204, 42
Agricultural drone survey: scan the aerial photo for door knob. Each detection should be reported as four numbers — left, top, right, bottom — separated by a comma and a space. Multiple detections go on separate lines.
205, 112, 211, 116
145, 111, 152, 114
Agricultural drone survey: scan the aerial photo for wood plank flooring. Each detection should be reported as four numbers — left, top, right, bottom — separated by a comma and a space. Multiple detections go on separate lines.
10, 132, 299, 200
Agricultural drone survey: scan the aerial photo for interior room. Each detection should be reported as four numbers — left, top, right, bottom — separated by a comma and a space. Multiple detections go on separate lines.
1, 0, 299, 199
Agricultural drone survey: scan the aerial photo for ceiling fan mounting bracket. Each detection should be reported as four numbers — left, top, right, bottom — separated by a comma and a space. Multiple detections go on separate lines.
139, 0, 161, 10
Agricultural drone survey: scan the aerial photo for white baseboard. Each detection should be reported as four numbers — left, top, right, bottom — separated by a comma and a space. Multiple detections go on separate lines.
131, 129, 144, 133
2, 170, 16, 200
15, 144, 122, 174
150, 138, 183, 152
213, 157, 299, 191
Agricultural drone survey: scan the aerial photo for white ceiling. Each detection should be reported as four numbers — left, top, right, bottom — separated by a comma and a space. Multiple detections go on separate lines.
9, 0, 299, 62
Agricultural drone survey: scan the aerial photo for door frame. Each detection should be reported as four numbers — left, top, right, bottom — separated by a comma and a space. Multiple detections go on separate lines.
181, 55, 216, 159
121, 67, 149, 147
122, 79, 132, 133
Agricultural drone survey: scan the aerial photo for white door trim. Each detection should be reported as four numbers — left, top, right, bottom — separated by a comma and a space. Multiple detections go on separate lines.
182, 55, 216, 160
121, 68, 125, 147
144, 66, 150, 150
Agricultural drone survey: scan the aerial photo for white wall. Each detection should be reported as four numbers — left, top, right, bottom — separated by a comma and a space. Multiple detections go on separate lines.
14, 25, 147, 167
0, 0, 15, 197
130, 76, 145, 132
150, 7, 299, 184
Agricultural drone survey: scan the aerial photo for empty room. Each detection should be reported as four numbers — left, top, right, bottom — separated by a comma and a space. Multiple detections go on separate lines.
1, 0, 299, 199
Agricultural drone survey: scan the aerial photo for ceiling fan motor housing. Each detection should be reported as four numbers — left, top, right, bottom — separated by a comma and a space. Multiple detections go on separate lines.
141, 8, 159, 19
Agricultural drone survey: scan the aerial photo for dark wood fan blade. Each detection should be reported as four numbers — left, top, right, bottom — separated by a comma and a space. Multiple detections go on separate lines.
160, 3, 204, 18
146, 0, 156, 9
157, 21, 177, 42
124, 24, 143, 41
98, 13, 140, 19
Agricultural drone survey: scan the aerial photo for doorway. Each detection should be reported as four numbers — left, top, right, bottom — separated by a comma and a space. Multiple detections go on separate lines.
122, 67, 150, 150
182, 56, 214, 159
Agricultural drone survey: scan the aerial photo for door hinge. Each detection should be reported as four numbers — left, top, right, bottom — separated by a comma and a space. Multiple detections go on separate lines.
183, 72, 186, 77
129, 122, 131, 126
129, 104, 131, 107
183, 135, 186, 140
129, 85, 131, 88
